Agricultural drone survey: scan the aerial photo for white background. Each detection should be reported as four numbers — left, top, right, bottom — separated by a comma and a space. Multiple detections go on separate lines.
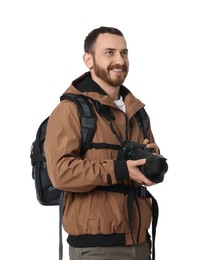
0, 0, 205, 259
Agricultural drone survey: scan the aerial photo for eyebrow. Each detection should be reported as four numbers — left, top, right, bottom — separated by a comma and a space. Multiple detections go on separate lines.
104, 48, 128, 52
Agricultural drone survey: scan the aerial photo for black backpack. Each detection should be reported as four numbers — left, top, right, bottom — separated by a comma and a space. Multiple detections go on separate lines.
30, 93, 150, 260
30, 93, 96, 206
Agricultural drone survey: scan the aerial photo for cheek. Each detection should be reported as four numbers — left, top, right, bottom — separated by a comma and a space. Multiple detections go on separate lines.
99, 60, 110, 68
95, 55, 111, 67
125, 59, 129, 68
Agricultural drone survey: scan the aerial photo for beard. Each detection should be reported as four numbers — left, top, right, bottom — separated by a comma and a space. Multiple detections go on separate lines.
92, 58, 128, 87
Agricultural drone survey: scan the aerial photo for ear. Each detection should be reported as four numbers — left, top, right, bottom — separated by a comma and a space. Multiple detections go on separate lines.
83, 53, 93, 69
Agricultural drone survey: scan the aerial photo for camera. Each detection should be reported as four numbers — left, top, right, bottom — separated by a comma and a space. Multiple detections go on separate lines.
123, 141, 168, 183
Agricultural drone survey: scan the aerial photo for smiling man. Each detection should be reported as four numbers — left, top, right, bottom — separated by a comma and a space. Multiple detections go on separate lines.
83, 30, 129, 100
45, 26, 161, 260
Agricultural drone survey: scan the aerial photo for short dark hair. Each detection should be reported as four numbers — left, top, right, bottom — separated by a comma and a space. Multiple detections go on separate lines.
84, 26, 124, 54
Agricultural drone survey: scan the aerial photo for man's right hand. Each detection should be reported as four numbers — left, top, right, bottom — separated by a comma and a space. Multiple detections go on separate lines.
126, 159, 155, 186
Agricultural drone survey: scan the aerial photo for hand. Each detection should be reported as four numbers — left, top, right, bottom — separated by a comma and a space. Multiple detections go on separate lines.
143, 139, 159, 154
127, 159, 155, 186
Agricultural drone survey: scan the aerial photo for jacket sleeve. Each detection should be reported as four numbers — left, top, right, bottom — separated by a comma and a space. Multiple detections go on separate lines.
44, 100, 119, 193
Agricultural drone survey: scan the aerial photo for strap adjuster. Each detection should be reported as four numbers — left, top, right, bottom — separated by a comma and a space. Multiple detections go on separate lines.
140, 186, 147, 197
134, 185, 147, 198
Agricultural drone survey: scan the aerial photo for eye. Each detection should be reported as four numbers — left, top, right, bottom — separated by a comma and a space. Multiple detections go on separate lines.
105, 50, 114, 55
121, 51, 128, 56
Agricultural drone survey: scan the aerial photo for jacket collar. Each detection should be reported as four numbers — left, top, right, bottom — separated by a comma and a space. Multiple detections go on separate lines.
72, 71, 130, 100
66, 72, 145, 119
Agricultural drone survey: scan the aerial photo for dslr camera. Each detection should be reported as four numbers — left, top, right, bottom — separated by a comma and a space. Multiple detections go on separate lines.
123, 141, 168, 183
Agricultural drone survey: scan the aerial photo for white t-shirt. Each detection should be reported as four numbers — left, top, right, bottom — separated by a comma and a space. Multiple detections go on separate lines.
114, 96, 125, 113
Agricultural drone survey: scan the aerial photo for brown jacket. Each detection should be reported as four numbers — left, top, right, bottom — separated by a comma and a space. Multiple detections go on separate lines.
44, 72, 156, 247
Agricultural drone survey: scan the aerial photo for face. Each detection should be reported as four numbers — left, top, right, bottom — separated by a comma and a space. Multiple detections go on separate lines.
87, 33, 129, 87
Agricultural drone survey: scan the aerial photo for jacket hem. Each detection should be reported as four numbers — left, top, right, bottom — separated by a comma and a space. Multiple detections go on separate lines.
67, 233, 126, 247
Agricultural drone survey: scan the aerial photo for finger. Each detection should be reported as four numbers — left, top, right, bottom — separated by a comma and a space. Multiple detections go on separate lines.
146, 143, 159, 153
142, 177, 155, 186
143, 139, 149, 145
134, 158, 146, 166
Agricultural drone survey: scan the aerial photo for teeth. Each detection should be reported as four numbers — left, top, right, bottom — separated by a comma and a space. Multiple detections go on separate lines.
112, 69, 123, 72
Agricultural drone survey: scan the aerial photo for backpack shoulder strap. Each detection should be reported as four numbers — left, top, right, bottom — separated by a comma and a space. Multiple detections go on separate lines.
57, 93, 96, 260
135, 107, 148, 139
60, 93, 96, 155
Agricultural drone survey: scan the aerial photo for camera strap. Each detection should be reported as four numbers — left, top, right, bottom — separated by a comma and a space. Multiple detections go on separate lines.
92, 99, 129, 145
92, 101, 158, 259
95, 184, 158, 260
129, 185, 158, 260
135, 108, 148, 139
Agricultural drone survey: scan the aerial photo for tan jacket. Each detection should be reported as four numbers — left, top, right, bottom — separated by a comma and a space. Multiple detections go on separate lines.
44, 72, 156, 246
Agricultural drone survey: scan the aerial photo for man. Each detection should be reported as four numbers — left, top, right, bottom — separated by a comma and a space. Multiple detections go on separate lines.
45, 26, 161, 260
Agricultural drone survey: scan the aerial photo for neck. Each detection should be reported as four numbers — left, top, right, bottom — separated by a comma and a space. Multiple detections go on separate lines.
91, 74, 120, 100
101, 84, 120, 100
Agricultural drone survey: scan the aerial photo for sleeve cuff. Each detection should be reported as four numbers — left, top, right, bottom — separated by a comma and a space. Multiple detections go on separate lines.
114, 160, 129, 181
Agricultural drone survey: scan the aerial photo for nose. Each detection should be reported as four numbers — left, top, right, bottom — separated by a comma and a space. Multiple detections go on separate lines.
114, 52, 126, 65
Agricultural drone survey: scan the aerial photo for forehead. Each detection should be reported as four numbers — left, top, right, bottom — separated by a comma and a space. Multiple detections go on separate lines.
94, 33, 127, 52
